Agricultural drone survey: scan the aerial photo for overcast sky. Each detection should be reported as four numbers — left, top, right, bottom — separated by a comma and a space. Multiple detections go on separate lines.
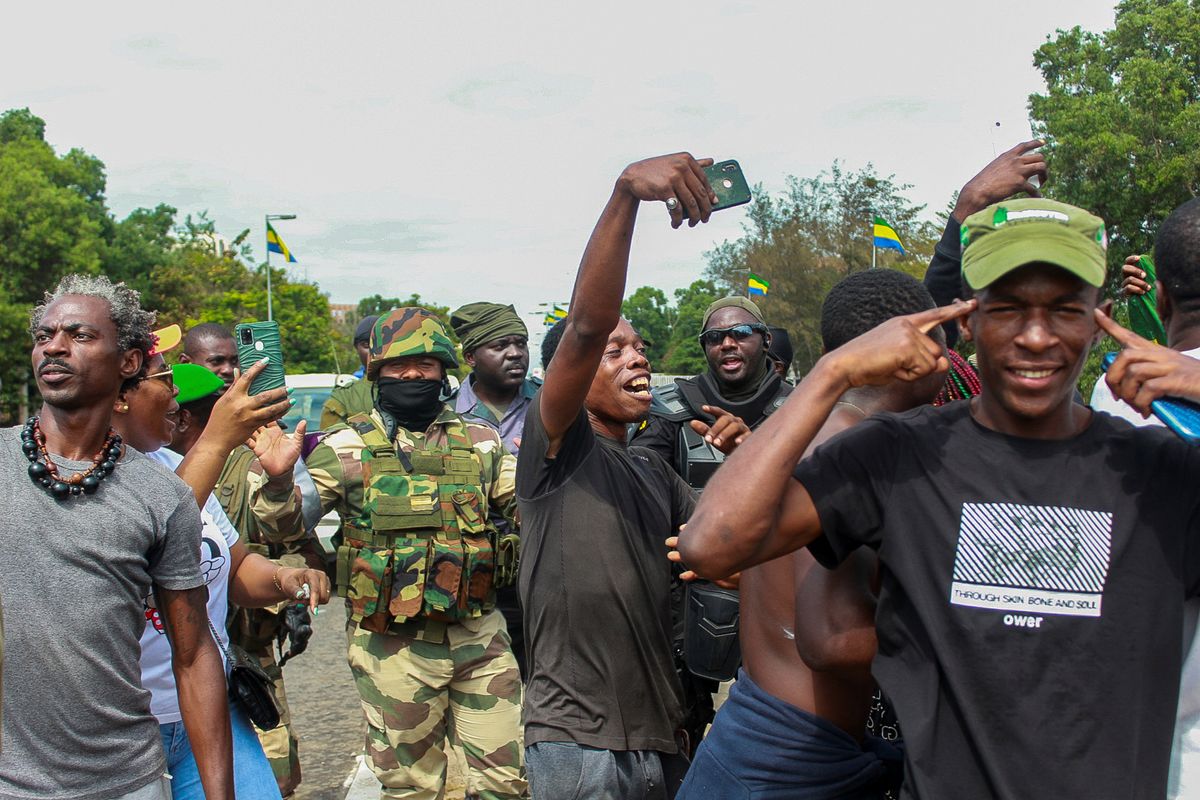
4, 1, 1115, 327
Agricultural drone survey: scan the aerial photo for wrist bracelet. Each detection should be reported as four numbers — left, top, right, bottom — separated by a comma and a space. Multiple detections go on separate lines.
272, 568, 285, 596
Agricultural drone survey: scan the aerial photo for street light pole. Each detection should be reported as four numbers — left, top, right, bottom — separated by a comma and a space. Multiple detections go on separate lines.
265, 213, 297, 321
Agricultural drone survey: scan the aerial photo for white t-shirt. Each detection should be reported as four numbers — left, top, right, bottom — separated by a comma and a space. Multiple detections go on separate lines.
138, 447, 239, 725
1090, 346, 1200, 800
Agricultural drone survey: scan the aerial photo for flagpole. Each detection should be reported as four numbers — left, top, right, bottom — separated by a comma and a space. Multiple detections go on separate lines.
264, 213, 298, 322
264, 215, 272, 321
872, 242, 876, 270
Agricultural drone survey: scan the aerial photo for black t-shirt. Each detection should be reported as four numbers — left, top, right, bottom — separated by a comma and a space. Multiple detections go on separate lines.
517, 393, 695, 752
794, 401, 1200, 800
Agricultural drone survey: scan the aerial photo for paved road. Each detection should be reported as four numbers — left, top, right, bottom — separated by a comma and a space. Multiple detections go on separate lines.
284, 603, 466, 800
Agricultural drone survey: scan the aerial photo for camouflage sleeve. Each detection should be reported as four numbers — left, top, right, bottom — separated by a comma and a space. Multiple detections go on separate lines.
320, 388, 349, 431
304, 426, 366, 523
247, 459, 309, 548
468, 422, 518, 528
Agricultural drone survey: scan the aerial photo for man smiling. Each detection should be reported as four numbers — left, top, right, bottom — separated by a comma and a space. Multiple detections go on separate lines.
517, 152, 749, 800
679, 198, 1200, 798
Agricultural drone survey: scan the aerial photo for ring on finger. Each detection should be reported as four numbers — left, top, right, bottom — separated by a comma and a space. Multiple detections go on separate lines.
665, 197, 679, 211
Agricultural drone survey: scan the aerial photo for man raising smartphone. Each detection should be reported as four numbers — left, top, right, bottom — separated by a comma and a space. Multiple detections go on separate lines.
517, 152, 748, 800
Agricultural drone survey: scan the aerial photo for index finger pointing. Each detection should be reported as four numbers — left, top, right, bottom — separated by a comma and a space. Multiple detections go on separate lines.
913, 299, 977, 334
1094, 308, 1154, 348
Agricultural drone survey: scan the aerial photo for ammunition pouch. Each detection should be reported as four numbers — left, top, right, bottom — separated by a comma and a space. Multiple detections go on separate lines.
494, 533, 520, 589
683, 582, 742, 682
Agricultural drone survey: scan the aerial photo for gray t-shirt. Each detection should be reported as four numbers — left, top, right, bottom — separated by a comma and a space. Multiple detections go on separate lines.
517, 397, 695, 753
0, 427, 203, 800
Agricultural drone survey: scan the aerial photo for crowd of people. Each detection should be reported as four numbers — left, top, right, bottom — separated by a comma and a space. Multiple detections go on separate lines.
1, 140, 1199, 800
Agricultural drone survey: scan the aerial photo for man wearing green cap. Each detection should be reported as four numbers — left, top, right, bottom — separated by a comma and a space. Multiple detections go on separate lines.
284, 307, 525, 800
171, 361, 319, 798
632, 294, 792, 752
678, 197, 1200, 798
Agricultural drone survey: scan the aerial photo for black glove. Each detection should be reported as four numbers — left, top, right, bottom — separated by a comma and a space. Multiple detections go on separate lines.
277, 604, 313, 668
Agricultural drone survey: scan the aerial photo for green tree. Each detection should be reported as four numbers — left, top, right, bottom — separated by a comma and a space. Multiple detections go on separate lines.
621, 286, 671, 367
661, 280, 723, 375
1030, 0, 1200, 280
704, 163, 937, 376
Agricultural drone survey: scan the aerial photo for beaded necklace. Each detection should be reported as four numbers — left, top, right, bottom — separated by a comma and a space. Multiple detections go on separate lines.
21, 417, 122, 499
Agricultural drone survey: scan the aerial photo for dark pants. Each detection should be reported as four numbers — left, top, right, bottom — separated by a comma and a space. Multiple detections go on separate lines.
677, 670, 903, 799
527, 742, 689, 800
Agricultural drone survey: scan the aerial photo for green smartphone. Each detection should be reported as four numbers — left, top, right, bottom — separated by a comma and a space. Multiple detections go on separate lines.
234, 321, 286, 396
682, 159, 752, 219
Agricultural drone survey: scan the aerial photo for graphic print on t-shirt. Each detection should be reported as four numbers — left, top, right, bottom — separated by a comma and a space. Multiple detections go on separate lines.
949, 502, 1113, 618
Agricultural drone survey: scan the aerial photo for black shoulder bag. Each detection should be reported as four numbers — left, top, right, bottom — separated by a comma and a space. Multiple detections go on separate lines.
206, 618, 281, 730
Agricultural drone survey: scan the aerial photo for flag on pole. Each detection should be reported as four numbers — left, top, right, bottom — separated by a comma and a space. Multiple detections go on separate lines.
748, 273, 770, 297
267, 223, 297, 263
872, 217, 905, 254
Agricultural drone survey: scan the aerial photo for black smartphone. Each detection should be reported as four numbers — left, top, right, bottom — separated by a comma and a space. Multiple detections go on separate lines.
234, 321, 286, 396
682, 159, 752, 219
1101, 351, 1200, 444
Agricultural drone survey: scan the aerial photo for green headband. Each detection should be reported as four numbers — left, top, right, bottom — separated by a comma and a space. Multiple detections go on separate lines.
450, 302, 528, 354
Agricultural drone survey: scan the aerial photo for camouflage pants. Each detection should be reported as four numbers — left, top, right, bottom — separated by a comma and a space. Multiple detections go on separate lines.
253, 648, 303, 797
346, 609, 526, 800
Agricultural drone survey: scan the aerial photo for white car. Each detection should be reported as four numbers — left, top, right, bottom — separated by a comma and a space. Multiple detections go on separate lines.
281, 372, 358, 434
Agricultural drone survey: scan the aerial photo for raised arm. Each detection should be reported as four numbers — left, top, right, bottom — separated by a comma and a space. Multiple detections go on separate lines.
538, 153, 715, 448
679, 300, 974, 578
175, 360, 292, 508
926, 140, 1046, 344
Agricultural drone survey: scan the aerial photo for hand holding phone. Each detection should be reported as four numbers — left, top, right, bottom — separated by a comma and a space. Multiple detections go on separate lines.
234, 321, 287, 396
681, 160, 752, 220
1101, 351, 1200, 444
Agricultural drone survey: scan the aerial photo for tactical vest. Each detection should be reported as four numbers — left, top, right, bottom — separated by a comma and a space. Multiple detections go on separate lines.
651, 376, 791, 490
335, 411, 499, 632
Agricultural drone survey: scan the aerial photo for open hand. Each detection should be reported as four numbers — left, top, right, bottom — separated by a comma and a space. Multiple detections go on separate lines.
667, 530, 740, 589
206, 359, 292, 451
826, 300, 975, 390
689, 405, 750, 455
248, 420, 307, 478
1120, 255, 1152, 297
953, 139, 1047, 222
1096, 311, 1200, 415
618, 152, 718, 229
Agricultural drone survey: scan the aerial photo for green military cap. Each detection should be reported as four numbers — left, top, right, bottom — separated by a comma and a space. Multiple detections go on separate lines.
368, 307, 459, 380
172, 363, 225, 404
960, 198, 1108, 290
449, 302, 528, 354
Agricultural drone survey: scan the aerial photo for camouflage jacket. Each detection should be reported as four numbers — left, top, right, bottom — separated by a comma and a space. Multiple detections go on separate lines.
320, 378, 374, 431
306, 403, 517, 628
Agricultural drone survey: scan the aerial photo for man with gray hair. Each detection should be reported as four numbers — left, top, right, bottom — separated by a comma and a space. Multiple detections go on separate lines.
0, 275, 234, 800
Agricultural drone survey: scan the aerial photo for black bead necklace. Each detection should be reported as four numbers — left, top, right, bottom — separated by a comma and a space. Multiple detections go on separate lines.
21, 417, 122, 499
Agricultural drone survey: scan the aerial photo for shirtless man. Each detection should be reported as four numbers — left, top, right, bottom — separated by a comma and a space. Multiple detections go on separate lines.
676, 270, 944, 799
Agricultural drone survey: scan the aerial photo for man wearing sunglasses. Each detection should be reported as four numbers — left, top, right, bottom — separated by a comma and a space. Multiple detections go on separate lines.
633, 296, 793, 752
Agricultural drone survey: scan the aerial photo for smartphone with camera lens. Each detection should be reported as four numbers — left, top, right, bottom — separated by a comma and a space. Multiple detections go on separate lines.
682, 160, 752, 219
234, 321, 286, 396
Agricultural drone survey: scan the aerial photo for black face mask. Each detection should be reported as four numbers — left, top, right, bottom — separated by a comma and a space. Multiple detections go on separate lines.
375, 377, 442, 431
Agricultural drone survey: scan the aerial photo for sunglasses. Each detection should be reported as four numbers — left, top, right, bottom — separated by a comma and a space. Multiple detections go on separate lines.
144, 369, 175, 390
698, 323, 768, 348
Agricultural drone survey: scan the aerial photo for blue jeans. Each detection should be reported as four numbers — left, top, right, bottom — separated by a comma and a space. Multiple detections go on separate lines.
527, 741, 686, 800
159, 702, 282, 800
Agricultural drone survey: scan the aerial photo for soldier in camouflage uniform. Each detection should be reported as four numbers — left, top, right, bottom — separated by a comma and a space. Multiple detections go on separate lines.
171, 356, 322, 797
294, 307, 525, 800
321, 315, 378, 430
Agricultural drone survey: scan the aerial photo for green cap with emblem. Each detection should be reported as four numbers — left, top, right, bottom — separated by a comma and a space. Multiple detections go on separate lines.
960, 198, 1108, 290
368, 307, 459, 379
172, 363, 225, 404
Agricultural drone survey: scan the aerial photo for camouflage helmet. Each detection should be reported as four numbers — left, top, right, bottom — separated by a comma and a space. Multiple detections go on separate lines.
367, 307, 459, 379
